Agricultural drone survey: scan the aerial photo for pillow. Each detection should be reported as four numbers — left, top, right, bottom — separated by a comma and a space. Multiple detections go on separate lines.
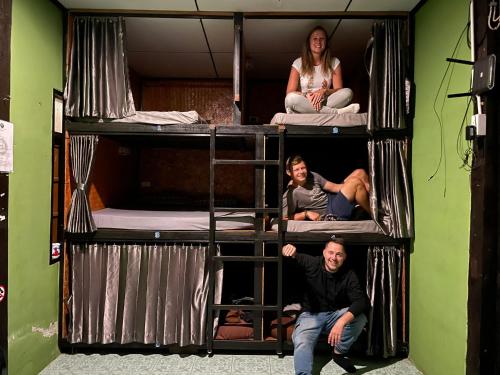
225, 309, 253, 324
215, 325, 254, 340
270, 315, 296, 341
224, 309, 242, 324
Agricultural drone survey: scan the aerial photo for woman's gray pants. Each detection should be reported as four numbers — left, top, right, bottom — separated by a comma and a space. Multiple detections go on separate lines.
284, 88, 353, 114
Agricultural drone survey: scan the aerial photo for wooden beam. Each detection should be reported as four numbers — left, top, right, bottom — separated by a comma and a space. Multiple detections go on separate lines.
467, 1, 500, 374
242, 11, 408, 19
0, 0, 10, 371
66, 9, 408, 20
68, 9, 234, 19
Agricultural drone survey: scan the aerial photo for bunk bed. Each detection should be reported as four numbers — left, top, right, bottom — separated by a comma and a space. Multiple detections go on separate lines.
63, 120, 286, 352
60, 13, 413, 360
65, 121, 280, 239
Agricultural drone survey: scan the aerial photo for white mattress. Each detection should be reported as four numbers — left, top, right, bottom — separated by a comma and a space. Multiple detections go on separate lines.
112, 111, 205, 125
270, 112, 367, 126
272, 219, 382, 233
93, 208, 254, 231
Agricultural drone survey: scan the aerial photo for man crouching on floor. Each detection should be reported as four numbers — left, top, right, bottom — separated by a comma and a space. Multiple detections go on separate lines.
282, 239, 369, 374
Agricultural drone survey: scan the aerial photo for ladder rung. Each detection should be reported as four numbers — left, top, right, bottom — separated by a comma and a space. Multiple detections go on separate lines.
213, 256, 279, 262
213, 159, 279, 166
210, 304, 280, 311
213, 207, 279, 213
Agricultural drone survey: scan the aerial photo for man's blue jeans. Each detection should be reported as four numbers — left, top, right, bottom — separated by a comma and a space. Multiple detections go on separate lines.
292, 308, 367, 375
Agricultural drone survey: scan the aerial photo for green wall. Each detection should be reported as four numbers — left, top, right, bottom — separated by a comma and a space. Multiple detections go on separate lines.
411, 0, 471, 374
8, 0, 63, 374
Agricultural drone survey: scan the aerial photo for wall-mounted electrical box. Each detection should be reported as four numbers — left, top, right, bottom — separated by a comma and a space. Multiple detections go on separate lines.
472, 54, 496, 94
472, 113, 487, 136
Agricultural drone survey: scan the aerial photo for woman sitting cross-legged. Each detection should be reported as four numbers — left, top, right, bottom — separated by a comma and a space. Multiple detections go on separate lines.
285, 25, 360, 115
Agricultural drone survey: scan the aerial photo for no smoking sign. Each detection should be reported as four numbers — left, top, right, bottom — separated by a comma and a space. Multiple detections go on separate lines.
0, 285, 5, 303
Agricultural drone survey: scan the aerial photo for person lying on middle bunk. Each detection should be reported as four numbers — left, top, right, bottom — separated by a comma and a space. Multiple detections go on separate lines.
284, 25, 360, 115
283, 155, 370, 221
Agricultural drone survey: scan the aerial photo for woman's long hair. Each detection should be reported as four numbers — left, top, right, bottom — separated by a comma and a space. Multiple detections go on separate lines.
300, 26, 333, 77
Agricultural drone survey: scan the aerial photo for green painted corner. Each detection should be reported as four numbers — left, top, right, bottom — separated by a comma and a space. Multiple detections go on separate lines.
410, 0, 471, 374
8, 0, 63, 374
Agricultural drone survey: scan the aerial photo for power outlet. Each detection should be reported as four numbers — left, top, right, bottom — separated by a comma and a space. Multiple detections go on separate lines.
472, 114, 486, 136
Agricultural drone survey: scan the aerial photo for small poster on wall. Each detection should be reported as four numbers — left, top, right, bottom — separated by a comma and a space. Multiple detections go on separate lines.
0, 285, 5, 303
51, 242, 61, 262
50, 89, 64, 265
0, 120, 13, 173
53, 90, 63, 134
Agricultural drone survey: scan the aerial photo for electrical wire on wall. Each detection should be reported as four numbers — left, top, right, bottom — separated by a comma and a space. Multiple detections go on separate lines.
458, 0, 479, 172
428, 22, 470, 197
456, 95, 475, 171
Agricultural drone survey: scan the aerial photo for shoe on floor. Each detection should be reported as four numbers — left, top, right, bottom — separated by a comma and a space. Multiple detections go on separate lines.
332, 352, 357, 373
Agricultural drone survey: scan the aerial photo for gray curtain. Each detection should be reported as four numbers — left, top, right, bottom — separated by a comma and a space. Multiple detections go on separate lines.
65, 16, 136, 119
368, 138, 413, 238
366, 246, 405, 357
69, 243, 222, 346
367, 19, 407, 131
67, 135, 99, 233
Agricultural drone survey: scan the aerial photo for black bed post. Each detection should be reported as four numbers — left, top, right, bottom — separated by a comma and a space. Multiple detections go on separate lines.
233, 12, 243, 125
206, 125, 217, 355
253, 133, 265, 342
276, 126, 285, 356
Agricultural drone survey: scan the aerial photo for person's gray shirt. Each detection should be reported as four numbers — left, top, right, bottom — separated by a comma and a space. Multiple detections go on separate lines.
282, 172, 328, 217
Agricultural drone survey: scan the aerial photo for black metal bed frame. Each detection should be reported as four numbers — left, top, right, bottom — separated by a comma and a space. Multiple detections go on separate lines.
61, 121, 408, 354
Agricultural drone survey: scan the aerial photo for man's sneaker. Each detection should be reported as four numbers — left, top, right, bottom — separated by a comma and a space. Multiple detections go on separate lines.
332, 353, 357, 373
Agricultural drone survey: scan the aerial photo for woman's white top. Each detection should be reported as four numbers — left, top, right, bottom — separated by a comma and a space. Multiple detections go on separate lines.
292, 57, 341, 94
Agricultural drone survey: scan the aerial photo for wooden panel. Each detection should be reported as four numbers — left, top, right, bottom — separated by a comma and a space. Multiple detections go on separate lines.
467, 1, 500, 374
142, 79, 233, 124
128, 67, 143, 110
246, 79, 287, 124
51, 217, 58, 240
87, 137, 137, 210
52, 182, 59, 214
139, 146, 254, 205
0, 1, 11, 118
140, 80, 253, 209
53, 145, 60, 179
0, 0, 10, 369
66, 136, 137, 213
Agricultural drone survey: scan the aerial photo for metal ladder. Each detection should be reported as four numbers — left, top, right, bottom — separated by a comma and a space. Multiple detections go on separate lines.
206, 125, 285, 355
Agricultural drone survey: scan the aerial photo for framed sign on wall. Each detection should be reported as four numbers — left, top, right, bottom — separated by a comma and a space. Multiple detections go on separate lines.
49, 89, 64, 264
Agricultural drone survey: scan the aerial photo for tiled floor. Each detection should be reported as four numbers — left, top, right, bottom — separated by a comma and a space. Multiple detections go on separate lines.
40, 353, 423, 375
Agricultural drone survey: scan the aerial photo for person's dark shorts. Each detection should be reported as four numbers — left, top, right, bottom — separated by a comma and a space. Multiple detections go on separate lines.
325, 192, 355, 221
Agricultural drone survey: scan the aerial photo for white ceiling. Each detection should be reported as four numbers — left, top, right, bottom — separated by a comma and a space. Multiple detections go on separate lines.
59, 0, 421, 79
